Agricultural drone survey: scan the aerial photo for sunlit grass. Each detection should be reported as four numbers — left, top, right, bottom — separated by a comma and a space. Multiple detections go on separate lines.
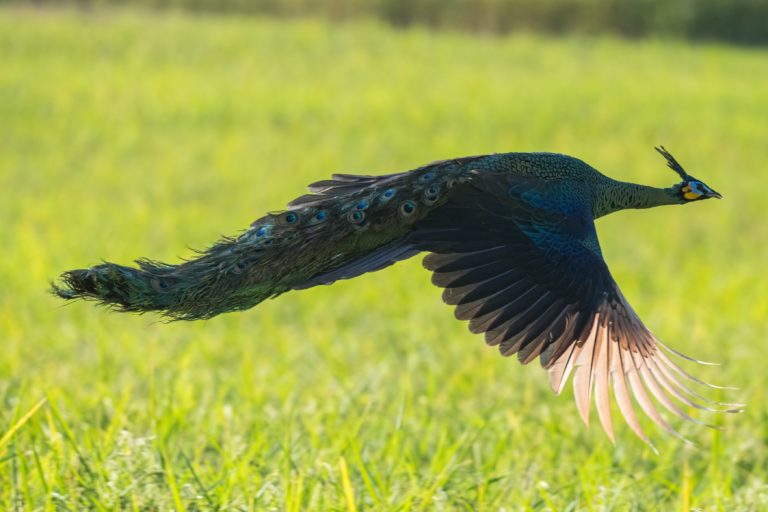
1, 6, 767, 509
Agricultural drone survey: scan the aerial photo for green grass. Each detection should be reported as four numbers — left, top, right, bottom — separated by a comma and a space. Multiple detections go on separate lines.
1, 6, 768, 510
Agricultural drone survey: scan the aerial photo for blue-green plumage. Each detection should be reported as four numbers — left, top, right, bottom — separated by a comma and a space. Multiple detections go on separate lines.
53, 147, 735, 445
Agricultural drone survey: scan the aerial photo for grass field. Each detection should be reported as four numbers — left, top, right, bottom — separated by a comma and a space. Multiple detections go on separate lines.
1, 6, 767, 510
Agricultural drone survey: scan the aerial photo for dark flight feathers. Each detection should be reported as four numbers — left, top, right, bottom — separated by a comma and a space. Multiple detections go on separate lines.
409, 172, 739, 446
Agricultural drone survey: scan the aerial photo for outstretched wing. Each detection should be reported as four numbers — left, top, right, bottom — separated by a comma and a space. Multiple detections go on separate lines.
410, 172, 739, 445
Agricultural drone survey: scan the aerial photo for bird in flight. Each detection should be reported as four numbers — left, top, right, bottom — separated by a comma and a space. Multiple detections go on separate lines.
54, 147, 740, 446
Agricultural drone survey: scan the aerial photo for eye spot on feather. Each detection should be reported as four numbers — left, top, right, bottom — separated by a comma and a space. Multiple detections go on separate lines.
347, 210, 366, 224
255, 226, 269, 237
422, 184, 441, 205
284, 212, 299, 224
379, 188, 397, 203
355, 200, 369, 210
233, 259, 249, 274
399, 200, 417, 218
419, 172, 436, 182
151, 278, 170, 292
313, 210, 327, 222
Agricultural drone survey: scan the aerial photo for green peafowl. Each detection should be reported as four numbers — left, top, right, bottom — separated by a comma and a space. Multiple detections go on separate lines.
54, 146, 739, 445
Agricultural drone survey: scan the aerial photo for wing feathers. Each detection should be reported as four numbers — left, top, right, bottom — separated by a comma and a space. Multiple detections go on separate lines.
515, 299, 569, 363
543, 303, 737, 446
655, 339, 720, 366
423, 247, 509, 272
572, 315, 600, 426
625, 350, 689, 442
431, 259, 514, 288
611, 346, 652, 447
413, 176, 737, 444
638, 363, 719, 429
454, 277, 530, 321
441, 271, 525, 307
647, 358, 744, 412
655, 349, 733, 390
594, 323, 614, 443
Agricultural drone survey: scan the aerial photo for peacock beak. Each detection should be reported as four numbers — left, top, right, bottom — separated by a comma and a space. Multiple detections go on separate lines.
706, 189, 723, 199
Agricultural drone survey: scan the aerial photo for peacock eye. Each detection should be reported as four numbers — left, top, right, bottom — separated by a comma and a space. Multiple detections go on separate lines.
151, 278, 170, 292
284, 212, 299, 224
314, 210, 327, 222
347, 210, 365, 224
380, 188, 397, 203
399, 200, 416, 216
355, 200, 369, 210
423, 184, 441, 205
420, 172, 435, 182
255, 226, 268, 237
419, 171, 435, 182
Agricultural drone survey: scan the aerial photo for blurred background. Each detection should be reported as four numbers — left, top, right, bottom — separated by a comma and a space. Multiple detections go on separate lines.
1, 0, 767, 509
8, 0, 768, 44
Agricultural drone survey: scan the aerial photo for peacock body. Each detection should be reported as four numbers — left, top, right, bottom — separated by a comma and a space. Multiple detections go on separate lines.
54, 147, 736, 446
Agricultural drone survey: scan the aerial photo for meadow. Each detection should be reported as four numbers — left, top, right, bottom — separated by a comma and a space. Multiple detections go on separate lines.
1, 6, 767, 510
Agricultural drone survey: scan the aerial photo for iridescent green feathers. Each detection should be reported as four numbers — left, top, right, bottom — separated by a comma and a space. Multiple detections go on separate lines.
53, 155, 482, 319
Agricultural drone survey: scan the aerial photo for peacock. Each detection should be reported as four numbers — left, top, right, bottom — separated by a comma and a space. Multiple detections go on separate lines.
53, 147, 740, 445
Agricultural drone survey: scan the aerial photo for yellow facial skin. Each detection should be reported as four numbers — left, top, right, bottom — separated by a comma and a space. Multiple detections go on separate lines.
682, 184, 700, 201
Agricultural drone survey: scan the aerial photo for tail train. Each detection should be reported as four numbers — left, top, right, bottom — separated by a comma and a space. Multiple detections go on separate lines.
53, 156, 482, 320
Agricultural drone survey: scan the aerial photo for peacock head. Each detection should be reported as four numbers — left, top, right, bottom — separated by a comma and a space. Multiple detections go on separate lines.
656, 146, 722, 202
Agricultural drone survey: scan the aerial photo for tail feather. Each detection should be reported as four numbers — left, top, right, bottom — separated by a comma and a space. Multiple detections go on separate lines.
53, 156, 486, 320
291, 241, 419, 290
53, 245, 284, 320
53, 261, 178, 315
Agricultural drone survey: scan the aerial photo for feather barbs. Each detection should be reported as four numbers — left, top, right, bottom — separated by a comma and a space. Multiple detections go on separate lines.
546, 304, 741, 447
245, 161, 472, 244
